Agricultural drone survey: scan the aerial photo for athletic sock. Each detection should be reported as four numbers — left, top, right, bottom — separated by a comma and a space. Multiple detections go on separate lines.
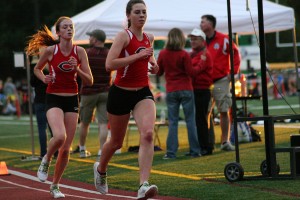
79, 146, 86, 151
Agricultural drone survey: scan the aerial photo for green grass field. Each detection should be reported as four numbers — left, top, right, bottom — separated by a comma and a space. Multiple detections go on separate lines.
0, 95, 300, 199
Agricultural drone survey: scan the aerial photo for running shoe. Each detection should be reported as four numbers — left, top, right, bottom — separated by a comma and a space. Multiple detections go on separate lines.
162, 154, 176, 160
50, 184, 65, 198
80, 150, 91, 158
37, 157, 50, 182
137, 181, 158, 200
93, 162, 108, 194
221, 142, 235, 151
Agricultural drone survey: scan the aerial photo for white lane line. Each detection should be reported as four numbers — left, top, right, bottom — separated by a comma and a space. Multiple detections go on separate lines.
8, 169, 140, 199
0, 121, 34, 125
0, 178, 103, 200
0, 135, 29, 139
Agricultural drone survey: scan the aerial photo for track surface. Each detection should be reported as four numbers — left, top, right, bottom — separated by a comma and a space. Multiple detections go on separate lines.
0, 167, 189, 200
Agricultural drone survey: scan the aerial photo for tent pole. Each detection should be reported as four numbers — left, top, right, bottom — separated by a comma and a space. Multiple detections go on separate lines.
22, 55, 39, 161
257, 2, 268, 116
257, 0, 278, 177
27, 55, 35, 156
292, 27, 300, 110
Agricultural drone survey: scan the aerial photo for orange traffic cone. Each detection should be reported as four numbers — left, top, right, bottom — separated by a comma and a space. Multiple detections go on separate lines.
0, 161, 10, 175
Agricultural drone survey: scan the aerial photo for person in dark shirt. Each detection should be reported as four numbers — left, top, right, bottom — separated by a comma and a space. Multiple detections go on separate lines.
30, 69, 54, 158
76, 29, 111, 158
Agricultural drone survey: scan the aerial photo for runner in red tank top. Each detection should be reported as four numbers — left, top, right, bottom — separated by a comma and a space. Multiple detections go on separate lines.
47, 44, 80, 94
114, 29, 151, 88
25, 16, 93, 198
93, 1, 159, 199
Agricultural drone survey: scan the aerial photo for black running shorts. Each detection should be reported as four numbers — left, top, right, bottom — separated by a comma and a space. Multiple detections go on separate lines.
106, 84, 154, 115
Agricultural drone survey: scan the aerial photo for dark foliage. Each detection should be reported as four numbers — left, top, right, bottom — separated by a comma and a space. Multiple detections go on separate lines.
0, 0, 101, 81
0, 0, 299, 81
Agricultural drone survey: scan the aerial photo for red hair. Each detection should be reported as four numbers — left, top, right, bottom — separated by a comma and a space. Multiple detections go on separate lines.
25, 16, 71, 56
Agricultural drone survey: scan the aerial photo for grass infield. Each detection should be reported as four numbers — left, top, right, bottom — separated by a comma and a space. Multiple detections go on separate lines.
0, 96, 300, 199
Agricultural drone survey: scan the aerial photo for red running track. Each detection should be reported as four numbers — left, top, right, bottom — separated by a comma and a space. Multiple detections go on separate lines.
0, 167, 190, 200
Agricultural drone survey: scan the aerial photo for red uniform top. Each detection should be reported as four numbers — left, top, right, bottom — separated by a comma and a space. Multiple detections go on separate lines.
157, 49, 201, 93
190, 48, 213, 90
206, 31, 240, 82
114, 29, 151, 88
47, 44, 80, 94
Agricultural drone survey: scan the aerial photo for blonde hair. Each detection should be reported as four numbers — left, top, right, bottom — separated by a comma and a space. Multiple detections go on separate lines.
165, 28, 186, 51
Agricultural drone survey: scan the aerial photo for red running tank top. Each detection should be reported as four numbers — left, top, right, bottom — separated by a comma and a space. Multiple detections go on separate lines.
46, 44, 80, 94
114, 29, 151, 88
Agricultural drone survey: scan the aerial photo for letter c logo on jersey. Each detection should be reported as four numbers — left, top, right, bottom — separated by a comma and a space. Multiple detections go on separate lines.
135, 47, 146, 54
58, 61, 74, 72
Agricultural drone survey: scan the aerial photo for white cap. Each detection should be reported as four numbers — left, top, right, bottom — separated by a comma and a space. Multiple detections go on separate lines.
188, 28, 206, 40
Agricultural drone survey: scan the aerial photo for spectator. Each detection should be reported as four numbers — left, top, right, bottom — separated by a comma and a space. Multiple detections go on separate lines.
3, 77, 18, 101
76, 29, 111, 158
30, 68, 55, 158
3, 77, 19, 116
2, 96, 16, 115
17, 78, 29, 114
0, 79, 4, 109
287, 73, 297, 96
157, 28, 201, 159
200, 14, 240, 151
0, 79, 3, 93
189, 28, 214, 156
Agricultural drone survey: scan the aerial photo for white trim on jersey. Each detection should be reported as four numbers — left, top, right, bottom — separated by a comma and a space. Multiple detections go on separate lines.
54, 44, 58, 55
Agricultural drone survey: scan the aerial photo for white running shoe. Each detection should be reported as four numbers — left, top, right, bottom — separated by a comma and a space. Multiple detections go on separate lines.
50, 185, 65, 198
37, 157, 50, 182
80, 150, 91, 158
220, 142, 235, 151
93, 162, 108, 194
137, 181, 158, 200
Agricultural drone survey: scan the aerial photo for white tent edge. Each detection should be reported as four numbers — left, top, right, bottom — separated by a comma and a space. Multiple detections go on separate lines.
62, 0, 295, 44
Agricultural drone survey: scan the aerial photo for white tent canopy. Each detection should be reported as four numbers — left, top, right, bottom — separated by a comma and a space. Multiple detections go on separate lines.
65, 0, 295, 44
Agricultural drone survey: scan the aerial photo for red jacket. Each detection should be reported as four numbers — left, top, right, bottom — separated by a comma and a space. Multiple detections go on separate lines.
191, 48, 213, 90
157, 49, 201, 93
206, 31, 240, 81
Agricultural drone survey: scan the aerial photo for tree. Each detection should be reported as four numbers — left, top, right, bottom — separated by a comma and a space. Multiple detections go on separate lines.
0, 0, 101, 81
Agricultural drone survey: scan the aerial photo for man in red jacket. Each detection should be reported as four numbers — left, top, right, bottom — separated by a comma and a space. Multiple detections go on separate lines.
200, 14, 240, 151
189, 28, 214, 155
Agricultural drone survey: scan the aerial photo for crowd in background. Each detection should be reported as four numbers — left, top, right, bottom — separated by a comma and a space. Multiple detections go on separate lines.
0, 77, 29, 116
0, 66, 298, 117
